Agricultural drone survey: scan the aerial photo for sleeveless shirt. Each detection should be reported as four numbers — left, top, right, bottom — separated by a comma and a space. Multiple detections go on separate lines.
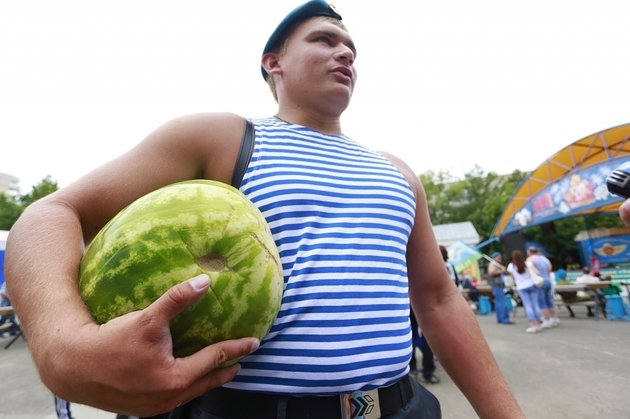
225, 117, 417, 395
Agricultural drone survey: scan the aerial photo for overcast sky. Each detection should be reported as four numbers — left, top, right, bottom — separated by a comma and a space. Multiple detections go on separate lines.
2, 0, 630, 193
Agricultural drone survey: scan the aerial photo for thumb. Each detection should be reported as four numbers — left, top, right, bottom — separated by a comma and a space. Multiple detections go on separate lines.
149, 274, 211, 322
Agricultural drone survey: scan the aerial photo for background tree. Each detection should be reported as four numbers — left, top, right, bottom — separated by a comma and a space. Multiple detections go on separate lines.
0, 176, 58, 230
0, 194, 22, 230
421, 166, 527, 242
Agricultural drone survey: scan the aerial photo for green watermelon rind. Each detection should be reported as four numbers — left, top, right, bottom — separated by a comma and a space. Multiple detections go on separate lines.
79, 180, 283, 357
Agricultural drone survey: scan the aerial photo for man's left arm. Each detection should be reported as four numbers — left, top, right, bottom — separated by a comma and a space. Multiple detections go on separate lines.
383, 153, 524, 418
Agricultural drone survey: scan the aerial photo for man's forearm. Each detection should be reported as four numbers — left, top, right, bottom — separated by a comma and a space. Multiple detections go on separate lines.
5, 198, 93, 366
419, 294, 524, 418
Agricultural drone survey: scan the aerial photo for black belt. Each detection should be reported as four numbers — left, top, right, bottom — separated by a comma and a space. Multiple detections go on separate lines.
190, 374, 415, 419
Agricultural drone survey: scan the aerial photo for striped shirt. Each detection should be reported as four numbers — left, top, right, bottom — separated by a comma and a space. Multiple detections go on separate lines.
54, 396, 73, 419
226, 117, 416, 395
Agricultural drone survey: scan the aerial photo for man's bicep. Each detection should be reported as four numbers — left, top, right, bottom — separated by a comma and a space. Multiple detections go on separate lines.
406, 191, 454, 303
61, 113, 243, 239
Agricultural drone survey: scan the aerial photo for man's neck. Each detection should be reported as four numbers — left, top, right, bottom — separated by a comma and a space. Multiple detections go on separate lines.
275, 108, 343, 136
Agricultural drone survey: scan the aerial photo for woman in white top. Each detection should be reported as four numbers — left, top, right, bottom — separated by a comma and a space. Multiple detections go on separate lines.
506, 250, 543, 333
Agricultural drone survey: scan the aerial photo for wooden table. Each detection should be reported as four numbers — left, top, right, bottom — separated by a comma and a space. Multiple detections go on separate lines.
0, 306, 15, 317
584, 281, 613, 290
476, 285, 493, 296
555, 284, 585, 292
459, 285, 494, 300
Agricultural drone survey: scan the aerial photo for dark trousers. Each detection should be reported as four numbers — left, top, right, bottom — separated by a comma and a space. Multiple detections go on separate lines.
409, 311, 435, 379
492, 284, 511, 324
420, 334, 436, 378
143, 377, 441, 419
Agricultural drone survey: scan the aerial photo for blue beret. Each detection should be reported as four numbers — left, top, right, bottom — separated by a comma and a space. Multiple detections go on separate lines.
491, 252, 501, 258
261, 0, 342, 80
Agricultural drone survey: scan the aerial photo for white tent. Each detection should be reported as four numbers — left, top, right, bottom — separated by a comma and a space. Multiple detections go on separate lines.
432, 221, 481, 247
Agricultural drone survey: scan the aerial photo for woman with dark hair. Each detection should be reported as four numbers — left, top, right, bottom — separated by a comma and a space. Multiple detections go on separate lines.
506, 250, 543, 333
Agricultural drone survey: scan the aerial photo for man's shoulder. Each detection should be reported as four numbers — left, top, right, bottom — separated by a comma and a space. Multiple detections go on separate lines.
171, 112, 247, 130
167, 112, 250, 150
150, 112, 252, 182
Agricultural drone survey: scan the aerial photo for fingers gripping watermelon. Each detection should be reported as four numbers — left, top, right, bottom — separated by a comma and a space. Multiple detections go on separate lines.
79, 180, 283, 357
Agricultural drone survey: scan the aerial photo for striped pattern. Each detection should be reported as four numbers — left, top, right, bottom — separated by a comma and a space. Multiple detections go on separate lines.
54, 396, 73, 419
226, 117, 417, 395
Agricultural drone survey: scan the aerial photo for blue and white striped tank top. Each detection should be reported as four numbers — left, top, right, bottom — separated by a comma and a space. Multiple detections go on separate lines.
226, 117, 417, 395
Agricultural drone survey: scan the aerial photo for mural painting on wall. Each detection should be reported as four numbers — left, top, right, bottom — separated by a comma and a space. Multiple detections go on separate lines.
578, 235, 630, 266
509, 159, 625, 232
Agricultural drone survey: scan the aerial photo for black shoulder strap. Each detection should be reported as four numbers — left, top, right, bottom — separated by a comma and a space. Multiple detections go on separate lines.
230, 119, 255, 188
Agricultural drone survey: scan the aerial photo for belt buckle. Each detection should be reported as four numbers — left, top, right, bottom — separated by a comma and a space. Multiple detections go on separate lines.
340, 389, 381, 419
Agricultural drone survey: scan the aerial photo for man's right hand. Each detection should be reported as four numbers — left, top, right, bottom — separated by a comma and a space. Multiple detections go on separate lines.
47, 274, 260, 417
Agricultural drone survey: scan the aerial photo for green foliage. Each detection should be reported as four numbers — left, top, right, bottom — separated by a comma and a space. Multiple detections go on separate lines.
0, 176, 58, 230
421, 165, 527, 245
0, 194, 22, 230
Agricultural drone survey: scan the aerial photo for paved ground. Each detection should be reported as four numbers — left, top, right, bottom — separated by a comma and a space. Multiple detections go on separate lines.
1, 305, 629, 418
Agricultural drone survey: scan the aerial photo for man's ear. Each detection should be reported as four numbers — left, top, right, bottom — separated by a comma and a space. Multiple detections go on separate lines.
262, 52, 281, 78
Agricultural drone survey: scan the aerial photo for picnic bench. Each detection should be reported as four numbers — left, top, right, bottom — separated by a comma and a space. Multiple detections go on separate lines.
554, 282, 613, 319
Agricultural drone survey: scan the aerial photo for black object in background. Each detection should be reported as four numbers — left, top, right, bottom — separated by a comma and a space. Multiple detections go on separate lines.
607, 161, 630, 199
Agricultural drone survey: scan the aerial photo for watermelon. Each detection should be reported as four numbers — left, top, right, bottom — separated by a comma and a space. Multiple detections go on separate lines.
79, 180, 283, 357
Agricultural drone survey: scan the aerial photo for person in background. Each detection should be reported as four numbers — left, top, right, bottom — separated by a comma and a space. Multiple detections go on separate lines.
408, 308, 440, 385
575, 266, 606, 317
0, 281, 9, 307
507, 250, 544, 333
553, 267, 567, 283
4, 1, 523, 418
408, 308, 421, 378
461, 273, 480, 310
0, 281, 18, 337
556, 266, 598, 317
409, 245, 462, 385
575, 266, 599, 284
487, 252, 512, 324
418, 332, 440, 385
526, 246, 559, 328
439, 245, 460, 287
601, 274, 623, 296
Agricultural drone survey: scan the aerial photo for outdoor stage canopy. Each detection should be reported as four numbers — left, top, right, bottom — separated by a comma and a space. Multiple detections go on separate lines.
491, 123, 630, 238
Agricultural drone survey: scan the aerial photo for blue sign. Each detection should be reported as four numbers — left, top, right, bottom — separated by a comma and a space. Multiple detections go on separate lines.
577, 235, 630, 266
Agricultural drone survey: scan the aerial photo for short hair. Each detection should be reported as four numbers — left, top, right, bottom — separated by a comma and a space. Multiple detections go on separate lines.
527, 246, 538, 254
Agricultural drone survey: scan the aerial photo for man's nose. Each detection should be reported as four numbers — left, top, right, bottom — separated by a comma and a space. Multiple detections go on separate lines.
335, 45, 355, 65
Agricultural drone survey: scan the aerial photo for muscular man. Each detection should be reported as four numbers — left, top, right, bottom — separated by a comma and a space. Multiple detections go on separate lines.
5, 1, 523, 417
